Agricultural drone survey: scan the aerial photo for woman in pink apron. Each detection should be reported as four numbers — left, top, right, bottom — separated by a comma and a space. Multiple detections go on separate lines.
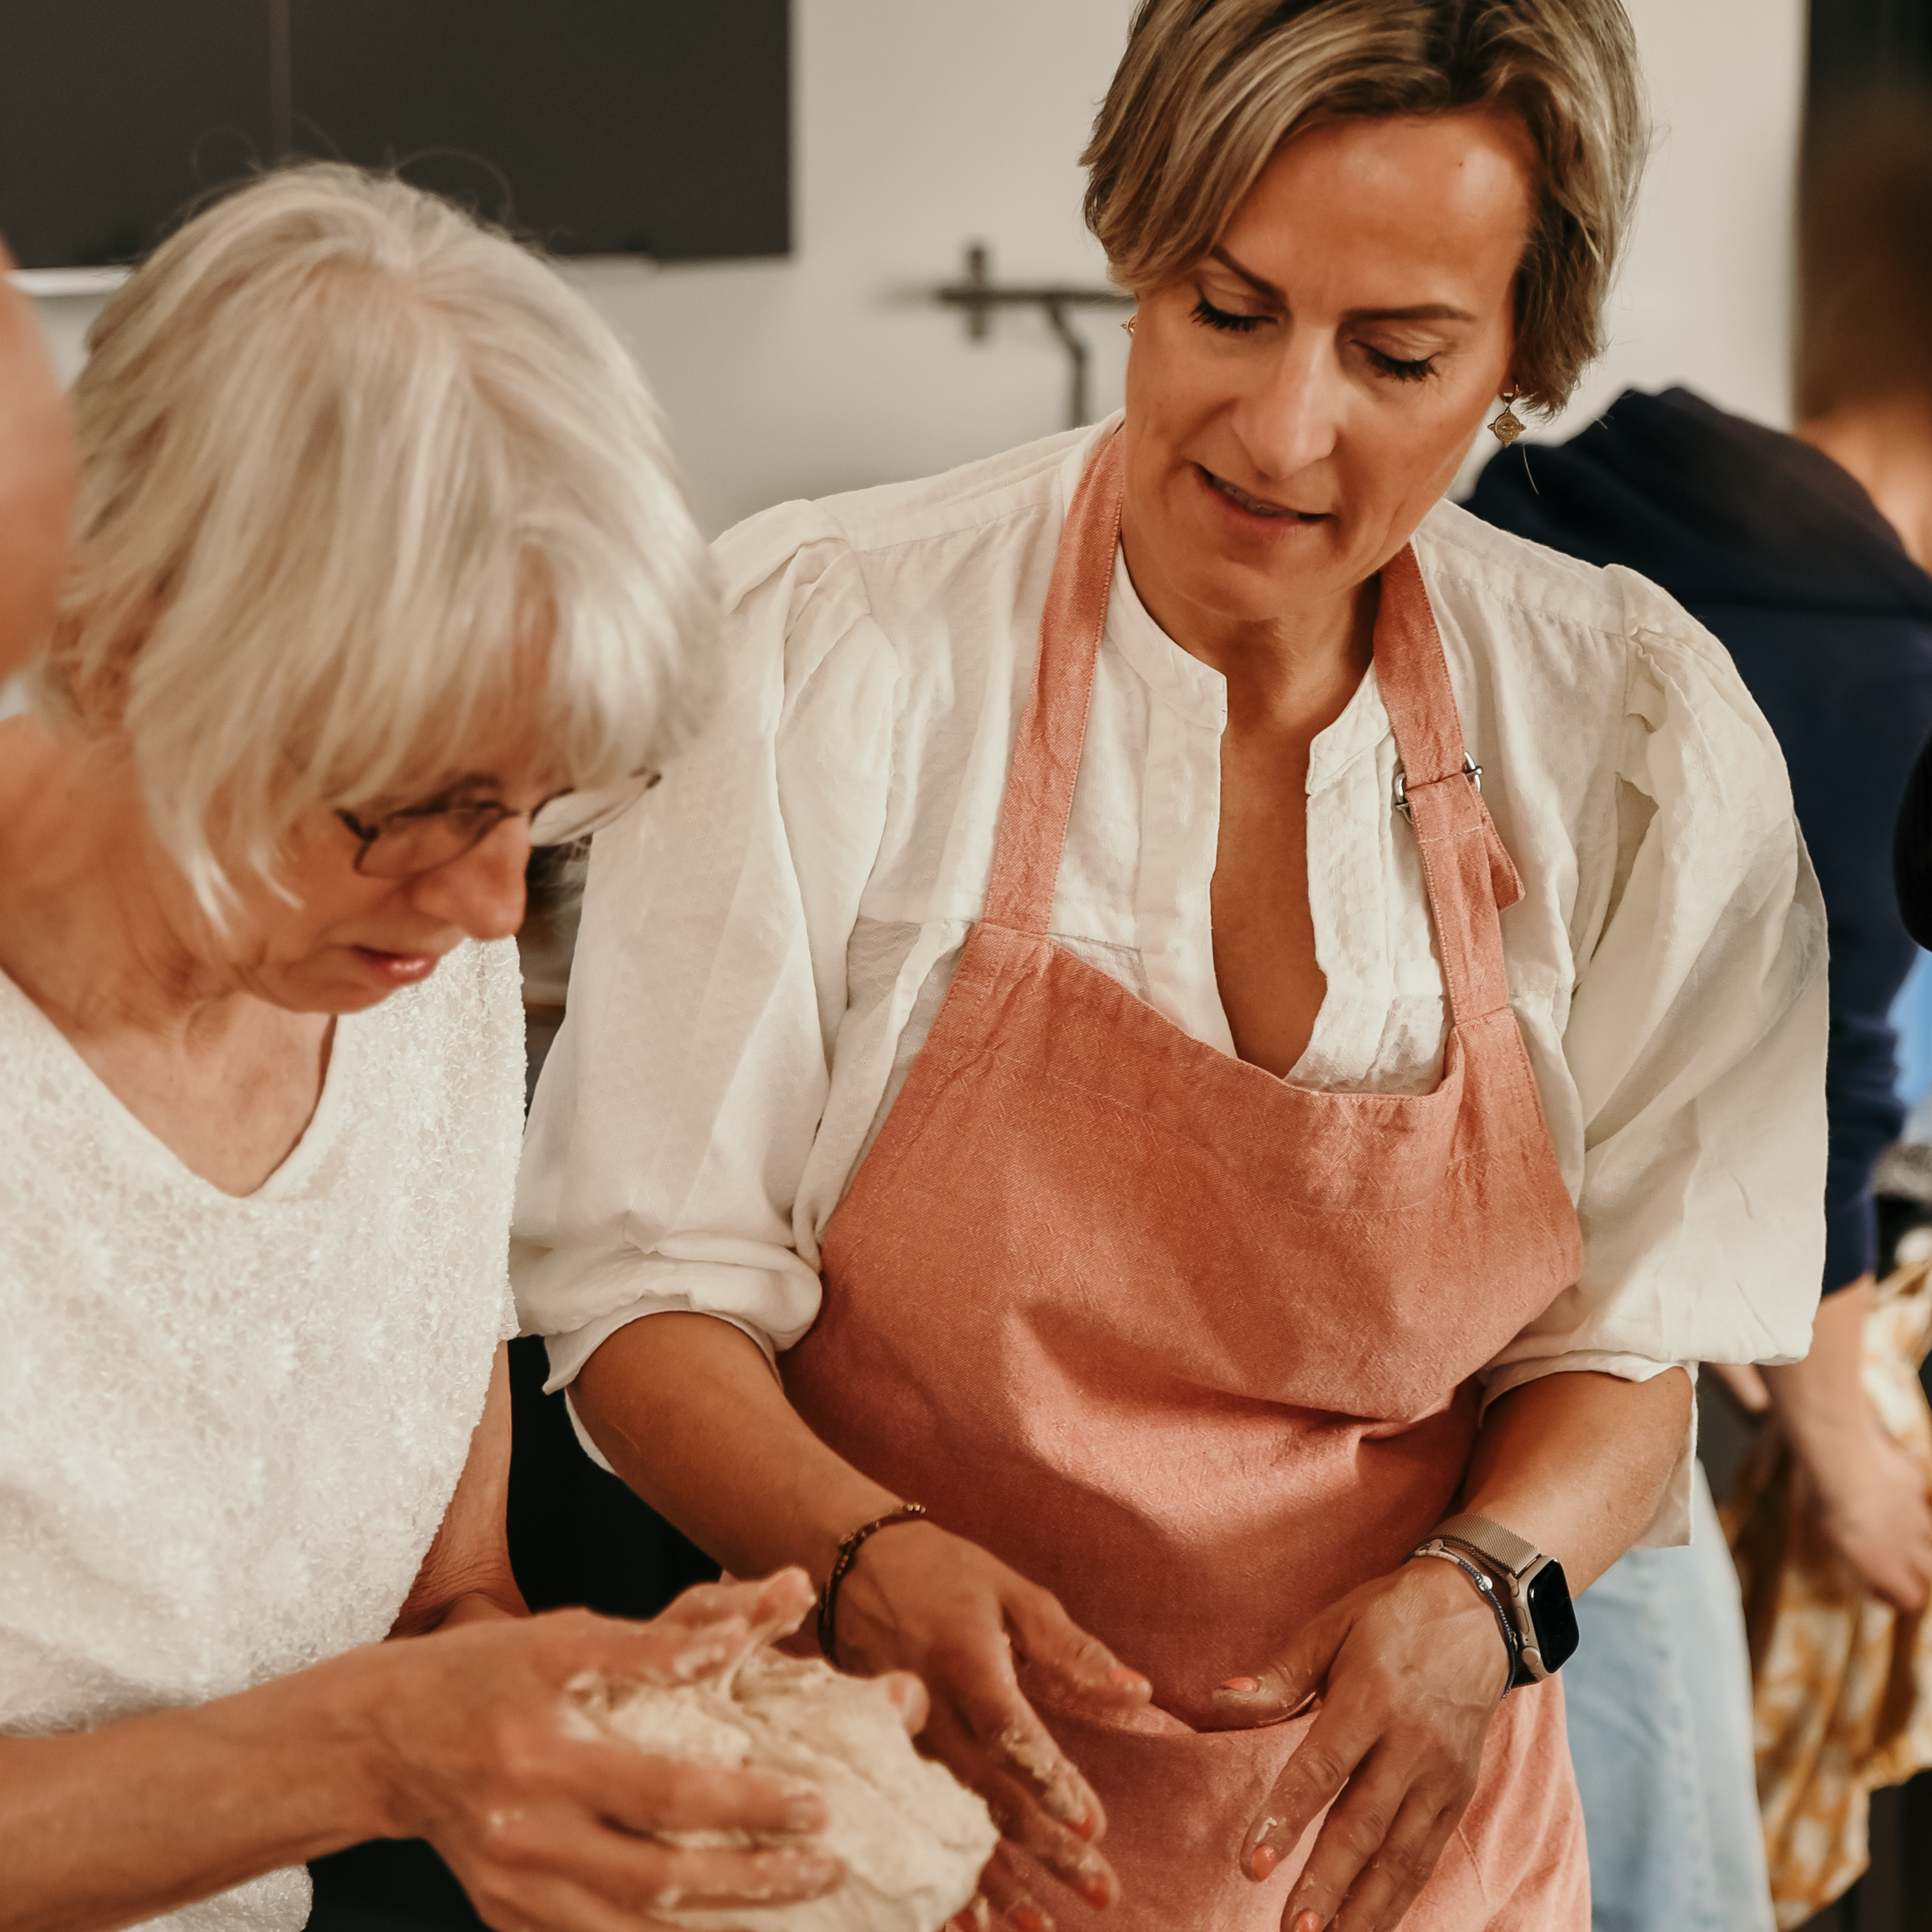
515, 5, 1828, 1927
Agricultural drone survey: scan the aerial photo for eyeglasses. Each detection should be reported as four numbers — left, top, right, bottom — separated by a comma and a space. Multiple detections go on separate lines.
336, 770, 661, 879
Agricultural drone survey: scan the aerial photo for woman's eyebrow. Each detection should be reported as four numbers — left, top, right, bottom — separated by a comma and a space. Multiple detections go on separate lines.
1209, 245, 1285, 302
1342, 302, 1478, 324
1206, 247, 1475, 325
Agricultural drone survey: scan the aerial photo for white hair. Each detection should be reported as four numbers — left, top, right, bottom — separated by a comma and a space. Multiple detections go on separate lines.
38, 162, 716, 909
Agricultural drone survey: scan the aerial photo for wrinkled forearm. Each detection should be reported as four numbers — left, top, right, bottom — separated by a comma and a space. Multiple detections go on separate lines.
0, 1647, 394, 1932
1460, 1366, 1694, 1592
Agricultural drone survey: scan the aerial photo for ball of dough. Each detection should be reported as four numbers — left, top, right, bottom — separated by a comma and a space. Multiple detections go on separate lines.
570, 1648, 999, 1932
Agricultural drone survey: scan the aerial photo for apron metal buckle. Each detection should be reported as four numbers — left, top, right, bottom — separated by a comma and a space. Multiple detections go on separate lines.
1393, 754, 1482, 821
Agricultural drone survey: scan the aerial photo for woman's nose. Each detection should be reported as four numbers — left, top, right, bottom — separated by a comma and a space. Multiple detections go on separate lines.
1230, 336, 1344, 483
409, 817, 531, 941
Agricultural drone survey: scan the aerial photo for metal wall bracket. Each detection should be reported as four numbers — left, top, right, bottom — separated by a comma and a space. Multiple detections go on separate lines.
935, 241, 1133, 430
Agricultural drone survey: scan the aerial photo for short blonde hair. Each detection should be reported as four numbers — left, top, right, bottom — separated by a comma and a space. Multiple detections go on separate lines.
40, 162, 715, 909
1083, 0, 1647, 413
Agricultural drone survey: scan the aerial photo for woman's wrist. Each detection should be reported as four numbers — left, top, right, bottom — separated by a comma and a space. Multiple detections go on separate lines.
801, 1477, 909, 1590
1399, 1553, 1513, 1698
1405, 1546, 1517, 1691
285, 1643, 424, 1846
1762, 1275, 1874, 1472
817, 1504, 929, 1661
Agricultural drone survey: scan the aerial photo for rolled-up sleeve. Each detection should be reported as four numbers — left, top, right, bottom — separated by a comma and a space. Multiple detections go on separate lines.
511, 508, 895, 1404
1484, 577, 1829, 1542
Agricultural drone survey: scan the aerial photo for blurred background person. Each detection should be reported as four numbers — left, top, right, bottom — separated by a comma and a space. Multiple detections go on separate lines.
1467, 98, 1932, 1932
0, 165, 874, 1932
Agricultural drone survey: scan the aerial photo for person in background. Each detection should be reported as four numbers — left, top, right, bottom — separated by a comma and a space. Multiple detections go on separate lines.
1466, 105, 1932, 1932
0, 239, 78, 683
0, 165, 896, 1932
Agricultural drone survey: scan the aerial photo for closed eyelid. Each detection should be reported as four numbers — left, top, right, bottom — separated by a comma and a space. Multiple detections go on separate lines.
1191, 288, 1279, 340
1358, 334, 1447, 357
1196, 272, 1278, 316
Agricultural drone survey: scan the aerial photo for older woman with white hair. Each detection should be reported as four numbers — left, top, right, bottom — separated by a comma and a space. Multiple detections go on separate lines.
515, 3, 1829, 1929
0, 166, 880, 1932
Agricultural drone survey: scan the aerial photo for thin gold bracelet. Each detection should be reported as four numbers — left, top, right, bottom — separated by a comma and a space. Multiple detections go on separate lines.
817, 1502, 928, 1663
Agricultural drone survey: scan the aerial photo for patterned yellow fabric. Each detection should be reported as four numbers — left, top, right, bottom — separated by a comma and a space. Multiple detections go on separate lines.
1722, 1260, 1932, 1928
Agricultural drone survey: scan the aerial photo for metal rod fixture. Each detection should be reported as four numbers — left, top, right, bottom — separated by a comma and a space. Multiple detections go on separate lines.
935, 242, 1133, 430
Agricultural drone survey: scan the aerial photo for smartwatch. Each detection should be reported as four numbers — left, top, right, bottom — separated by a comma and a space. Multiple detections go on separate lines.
1425, 1512, 1579, 1687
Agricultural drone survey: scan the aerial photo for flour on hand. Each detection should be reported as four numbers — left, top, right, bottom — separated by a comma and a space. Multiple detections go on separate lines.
566, 1619, 998, 1932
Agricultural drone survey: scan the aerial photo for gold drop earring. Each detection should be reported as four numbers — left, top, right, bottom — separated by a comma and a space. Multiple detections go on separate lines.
1489, 388, 1525, 447
1122, 316, 1136, 337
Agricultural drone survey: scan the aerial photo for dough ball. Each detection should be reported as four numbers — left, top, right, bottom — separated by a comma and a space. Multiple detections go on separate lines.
571, 1649, 999, 1932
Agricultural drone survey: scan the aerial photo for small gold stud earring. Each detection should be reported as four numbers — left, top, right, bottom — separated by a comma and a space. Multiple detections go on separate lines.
1489, 389, 1525, 447
1122, 316, 1136, 338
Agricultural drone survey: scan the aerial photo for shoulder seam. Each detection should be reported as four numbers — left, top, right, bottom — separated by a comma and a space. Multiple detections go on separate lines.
821, 488, 1057, 566
1420, 560, 1632, 650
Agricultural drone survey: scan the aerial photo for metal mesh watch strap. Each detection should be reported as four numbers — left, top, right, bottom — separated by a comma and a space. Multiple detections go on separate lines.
1430, 1511, 1542, 1580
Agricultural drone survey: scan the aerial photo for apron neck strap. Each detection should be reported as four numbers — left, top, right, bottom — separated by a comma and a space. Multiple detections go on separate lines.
983, 428, 1126, 933
1374, 546, 1524, 1025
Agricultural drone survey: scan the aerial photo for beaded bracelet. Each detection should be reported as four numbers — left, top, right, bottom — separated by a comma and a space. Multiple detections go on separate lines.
817, 1502, 928, 1663
1405, 1542, 1520, 1699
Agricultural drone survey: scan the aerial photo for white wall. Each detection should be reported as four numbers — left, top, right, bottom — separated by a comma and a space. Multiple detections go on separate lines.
1467, 0, 1807, 485
566, 0, 1139, 534
25, 0, 1805, 533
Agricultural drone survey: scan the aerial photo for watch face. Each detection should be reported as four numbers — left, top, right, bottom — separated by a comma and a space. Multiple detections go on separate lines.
1524, 1559, 1579, 1671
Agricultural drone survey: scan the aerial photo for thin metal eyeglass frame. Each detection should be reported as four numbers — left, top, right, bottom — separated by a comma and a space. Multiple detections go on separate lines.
335, 770, 660, 879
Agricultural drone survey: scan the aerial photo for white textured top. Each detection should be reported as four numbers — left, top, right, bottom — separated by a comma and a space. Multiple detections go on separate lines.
0, 939, 525, 1932
512, 419, 1828, 1545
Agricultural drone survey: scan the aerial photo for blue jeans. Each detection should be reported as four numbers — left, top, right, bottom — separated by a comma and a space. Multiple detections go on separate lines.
1563, 1463, 1773, 1932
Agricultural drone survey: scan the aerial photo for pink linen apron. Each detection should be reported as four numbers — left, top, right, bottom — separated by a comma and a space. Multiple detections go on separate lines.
784, 431, 1590, 1928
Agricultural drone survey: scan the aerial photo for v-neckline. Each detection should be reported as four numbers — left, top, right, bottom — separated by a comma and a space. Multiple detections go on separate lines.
0, 966, 356, 1203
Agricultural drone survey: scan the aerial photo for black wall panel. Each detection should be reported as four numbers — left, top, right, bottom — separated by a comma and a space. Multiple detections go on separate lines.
0, 1, 272, 269
0, 0, 789, 269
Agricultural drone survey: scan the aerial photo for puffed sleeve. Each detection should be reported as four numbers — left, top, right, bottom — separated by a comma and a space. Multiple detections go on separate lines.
511, 505, 897, 1434
1484, 568, 1829, 1544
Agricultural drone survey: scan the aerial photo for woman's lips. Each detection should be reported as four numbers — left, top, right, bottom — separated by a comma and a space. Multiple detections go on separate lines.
351, 946, 444, 987
1197, 464, 1327, 524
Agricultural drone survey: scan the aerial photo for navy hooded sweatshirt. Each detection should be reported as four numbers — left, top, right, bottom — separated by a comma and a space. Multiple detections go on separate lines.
1468, 386, 1932, 1294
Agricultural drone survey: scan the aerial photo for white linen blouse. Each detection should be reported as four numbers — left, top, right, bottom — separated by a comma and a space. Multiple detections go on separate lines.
0, 940, 524, 1932
511, 418, 1829, 1544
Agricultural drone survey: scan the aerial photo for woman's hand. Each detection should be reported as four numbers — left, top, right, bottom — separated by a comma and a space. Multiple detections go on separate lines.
1803, 1425, 1932, 1612
370, 1571, 852, 1932
832, 1521, 1152, 1930
1762, 1277, 1932, 1612
1212, 1559, 1509, 1932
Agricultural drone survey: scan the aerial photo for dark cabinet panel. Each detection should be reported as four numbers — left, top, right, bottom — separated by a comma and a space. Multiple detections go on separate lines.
0, 0, 788, 269
288, 0, 789, 260
0, 0, 272, 269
